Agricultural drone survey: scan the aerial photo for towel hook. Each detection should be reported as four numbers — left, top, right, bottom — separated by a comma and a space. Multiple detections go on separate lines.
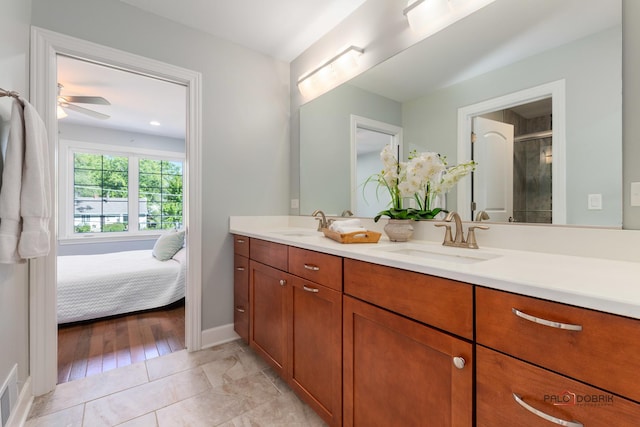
0, 88, 21, 99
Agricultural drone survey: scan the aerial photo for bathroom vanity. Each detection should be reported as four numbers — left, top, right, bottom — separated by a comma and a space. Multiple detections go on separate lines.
230, 217, 640, 426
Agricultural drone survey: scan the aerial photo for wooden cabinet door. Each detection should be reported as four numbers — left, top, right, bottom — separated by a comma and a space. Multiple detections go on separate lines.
233, 254, 249, 342
289, 276, 342, 426
249, 260, 290, 378
343, 296, 472, 427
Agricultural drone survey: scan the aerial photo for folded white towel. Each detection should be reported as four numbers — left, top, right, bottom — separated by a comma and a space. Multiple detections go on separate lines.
332, 219, 362, 228
333, 226, 367, 234
330, 219, 366, 234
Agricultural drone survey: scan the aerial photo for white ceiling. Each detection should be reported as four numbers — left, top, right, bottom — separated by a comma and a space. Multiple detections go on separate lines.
119, 0, 368, 62
58, 0, 619, 139
58, 0, 368, 139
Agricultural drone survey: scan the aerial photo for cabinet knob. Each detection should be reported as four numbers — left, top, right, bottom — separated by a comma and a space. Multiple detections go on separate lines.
279, 279, 286, 286
452, 356, 466, 369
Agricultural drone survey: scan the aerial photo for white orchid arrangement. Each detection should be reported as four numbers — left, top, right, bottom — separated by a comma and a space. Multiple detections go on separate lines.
366, 145, 476, 222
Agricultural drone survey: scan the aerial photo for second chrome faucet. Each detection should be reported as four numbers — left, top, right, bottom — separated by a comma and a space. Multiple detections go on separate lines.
435, 211, 489, 249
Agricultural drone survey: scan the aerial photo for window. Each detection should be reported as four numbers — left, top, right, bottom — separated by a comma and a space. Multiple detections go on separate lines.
74, 153, 129, 233
60, 141, 184, 239
139, 159, 183, 230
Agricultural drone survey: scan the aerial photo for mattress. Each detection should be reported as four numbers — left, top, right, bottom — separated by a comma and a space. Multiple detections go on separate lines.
57, 248, 186, 324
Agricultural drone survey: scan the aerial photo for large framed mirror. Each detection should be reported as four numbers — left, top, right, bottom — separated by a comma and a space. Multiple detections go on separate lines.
299, 0, 622, 227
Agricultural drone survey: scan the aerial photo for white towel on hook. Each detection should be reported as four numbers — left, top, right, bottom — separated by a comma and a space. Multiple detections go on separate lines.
0, 98, 51, 263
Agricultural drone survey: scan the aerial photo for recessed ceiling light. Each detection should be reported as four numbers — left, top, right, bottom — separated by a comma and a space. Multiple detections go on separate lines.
150, 120, 161, 126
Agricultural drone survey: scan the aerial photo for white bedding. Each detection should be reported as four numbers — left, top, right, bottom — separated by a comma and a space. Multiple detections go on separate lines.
57, 249, 186, 324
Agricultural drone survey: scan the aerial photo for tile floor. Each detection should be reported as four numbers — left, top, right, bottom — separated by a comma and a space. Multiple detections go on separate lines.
26, 340, 327, 426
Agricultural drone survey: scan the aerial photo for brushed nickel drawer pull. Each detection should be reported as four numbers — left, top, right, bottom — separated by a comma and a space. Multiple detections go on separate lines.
236, 239, 245, 243
235, 307, 245, 313
303, 264, 320, 271
236, 267, 245, 271
452, 356, 465, 369
279, 279, 286, 286
513, 393, 583, 427
512, 308, 583, 331
303, 285, 319, 293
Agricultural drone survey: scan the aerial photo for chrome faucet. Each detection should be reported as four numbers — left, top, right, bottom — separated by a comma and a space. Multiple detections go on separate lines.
435, 211, 489, 249
312, 209, 332, 231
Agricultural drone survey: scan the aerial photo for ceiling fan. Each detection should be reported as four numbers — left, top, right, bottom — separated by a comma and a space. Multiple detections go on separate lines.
57, 83, 111, 120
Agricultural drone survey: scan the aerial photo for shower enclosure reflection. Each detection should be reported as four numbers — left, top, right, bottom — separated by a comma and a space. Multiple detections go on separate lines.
472, 98, 553, 224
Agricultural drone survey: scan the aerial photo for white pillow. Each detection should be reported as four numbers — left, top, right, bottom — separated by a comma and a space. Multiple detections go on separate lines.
152, 230, 185, 261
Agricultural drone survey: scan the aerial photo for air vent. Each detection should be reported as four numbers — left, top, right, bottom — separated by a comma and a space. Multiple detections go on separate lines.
0, 365, 18, 427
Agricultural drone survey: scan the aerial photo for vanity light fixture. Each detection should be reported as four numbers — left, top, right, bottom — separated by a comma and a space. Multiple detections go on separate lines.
297, 45, 364, 98
403, 0, 497, 36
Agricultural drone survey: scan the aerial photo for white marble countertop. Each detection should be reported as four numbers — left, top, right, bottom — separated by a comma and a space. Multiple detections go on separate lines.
229, 217, 640, 320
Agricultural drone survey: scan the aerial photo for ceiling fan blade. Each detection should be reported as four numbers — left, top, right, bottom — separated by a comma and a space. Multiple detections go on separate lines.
62, 95, 111, 105
61, 103, 110, 120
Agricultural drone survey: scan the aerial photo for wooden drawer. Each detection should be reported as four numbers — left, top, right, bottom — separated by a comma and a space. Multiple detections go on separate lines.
233, 234, 250, 257
476, 287, 640, 402
249, 238, 288, 271
477, 346, 640, 427
288, 247, 342, 291
344, 259, 473, 340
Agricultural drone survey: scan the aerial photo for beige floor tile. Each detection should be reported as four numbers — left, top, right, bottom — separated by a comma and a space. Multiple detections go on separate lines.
26, 341, 325, 427
146, 341, 243, 381
115, 412, 158, 427
24, 404, 84, 427
83, 367, 211, 426
155, 389, 250, 427
201, 350, 269, 388
28, 362, 149, 419
220, 389, 327, 427
156, 370, 281, 426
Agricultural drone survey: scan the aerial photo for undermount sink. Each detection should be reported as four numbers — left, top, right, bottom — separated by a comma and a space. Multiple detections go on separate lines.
373, 243, 501, 264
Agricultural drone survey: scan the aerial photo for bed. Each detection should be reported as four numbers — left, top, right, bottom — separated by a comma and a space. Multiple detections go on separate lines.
57, 248, 186, 324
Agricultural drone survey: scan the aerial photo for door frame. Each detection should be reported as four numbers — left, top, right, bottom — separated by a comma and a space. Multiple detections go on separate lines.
350, 115, 403, 214
456, 80, 566, 223
29, 27, 203, 396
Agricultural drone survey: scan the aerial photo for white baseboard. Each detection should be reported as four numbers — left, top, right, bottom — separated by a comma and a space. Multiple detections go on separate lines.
7, 377, 32, 427
200, 323, 240, 349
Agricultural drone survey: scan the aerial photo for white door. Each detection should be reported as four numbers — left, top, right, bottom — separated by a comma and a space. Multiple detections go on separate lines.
473, 116, 514, 222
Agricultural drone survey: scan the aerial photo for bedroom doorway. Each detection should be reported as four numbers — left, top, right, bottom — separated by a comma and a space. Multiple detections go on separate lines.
30, 27, 203, 395
55, 55, 189, 383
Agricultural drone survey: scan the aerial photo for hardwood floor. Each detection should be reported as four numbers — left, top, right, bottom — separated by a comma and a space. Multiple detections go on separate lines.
57, 301, 185, 384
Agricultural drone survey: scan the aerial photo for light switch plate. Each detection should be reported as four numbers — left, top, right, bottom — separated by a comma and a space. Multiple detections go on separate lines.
290, 198, 299, 209
631, 182, 640, 206
588, 194, 602, 210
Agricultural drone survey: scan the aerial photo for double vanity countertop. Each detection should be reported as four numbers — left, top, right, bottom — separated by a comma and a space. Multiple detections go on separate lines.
229, 216, 640, 320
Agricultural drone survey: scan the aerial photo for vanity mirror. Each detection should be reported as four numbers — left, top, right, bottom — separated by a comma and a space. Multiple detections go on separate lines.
299, 0, 622, 227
